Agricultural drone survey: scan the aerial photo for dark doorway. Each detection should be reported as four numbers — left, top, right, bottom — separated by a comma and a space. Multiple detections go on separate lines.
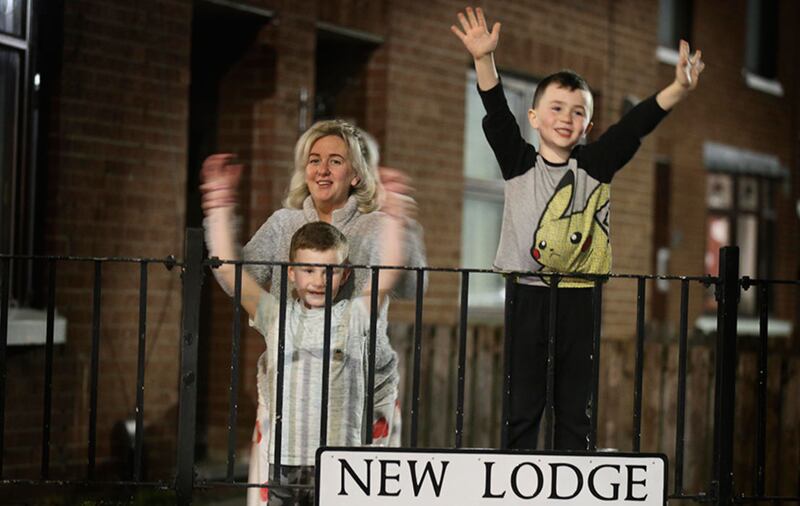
651, 160, 672, 325
188, 0, 271, 462
187, 1, 271, 228
314, 27, 380, 125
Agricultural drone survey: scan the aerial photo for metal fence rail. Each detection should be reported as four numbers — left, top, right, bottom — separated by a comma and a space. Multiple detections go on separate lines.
0, 233, 798, 505
0, 252, 179, 495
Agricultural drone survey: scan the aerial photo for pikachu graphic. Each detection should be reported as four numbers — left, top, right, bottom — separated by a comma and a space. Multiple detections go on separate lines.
530, 171, 610, 286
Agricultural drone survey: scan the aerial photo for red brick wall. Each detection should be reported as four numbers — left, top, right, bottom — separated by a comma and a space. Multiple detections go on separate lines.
5, 0, 191, 479
197, 0, 800, 468
657, 0, 799, 329
8, 0, 798, 480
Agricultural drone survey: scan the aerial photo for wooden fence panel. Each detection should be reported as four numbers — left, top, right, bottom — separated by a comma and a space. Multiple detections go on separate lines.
389, 323, 799, 497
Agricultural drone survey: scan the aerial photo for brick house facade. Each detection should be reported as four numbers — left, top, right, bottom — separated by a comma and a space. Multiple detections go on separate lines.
2, 0, 798, 493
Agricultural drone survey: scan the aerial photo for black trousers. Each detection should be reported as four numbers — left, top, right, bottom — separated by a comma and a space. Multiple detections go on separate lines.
507, 283, 594, 451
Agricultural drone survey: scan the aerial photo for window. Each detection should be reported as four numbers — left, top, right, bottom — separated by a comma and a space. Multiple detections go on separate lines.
745, 0, 778, 79
461, 70, 538, 310
743, 0, 782, 95
656, 0, 692, 64
657, 0, 692, 48
0, 47, 20, 258
700, 141, 789, 330
0, 0, 26, 36
1, 0, 35, 304
704, 173, 775, 315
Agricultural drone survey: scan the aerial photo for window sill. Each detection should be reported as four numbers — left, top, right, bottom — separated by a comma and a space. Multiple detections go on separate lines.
5, 307, 67, 346
655, 46, 680, 66
742, 70, 784, 97
694, 314, 792, 338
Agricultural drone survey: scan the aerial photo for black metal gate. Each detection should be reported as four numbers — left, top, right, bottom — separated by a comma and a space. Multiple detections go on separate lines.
1, 229, 798, 504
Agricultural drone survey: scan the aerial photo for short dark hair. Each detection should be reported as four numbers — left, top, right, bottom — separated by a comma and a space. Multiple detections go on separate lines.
532, 70, 592, 113
289, 222, 349, 261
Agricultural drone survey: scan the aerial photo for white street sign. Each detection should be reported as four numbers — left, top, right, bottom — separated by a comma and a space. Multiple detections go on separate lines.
316, 448, 666, 505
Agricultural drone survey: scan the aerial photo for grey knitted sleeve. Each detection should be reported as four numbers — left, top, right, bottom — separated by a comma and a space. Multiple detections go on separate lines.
241, 213, 282, 287
393, 218, 428, 299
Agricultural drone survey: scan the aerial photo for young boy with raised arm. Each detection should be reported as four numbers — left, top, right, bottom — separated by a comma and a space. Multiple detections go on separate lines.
200, 156, 410, 505
451, 6, 704, 450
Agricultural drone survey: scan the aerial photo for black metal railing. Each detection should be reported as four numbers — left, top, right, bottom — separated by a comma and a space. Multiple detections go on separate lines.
0, 232, 798, 505
0, 253, 179, 495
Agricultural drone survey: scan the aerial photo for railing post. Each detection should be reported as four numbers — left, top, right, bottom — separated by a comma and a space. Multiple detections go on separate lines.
713, 246, 739, 505
500, 275, 514, 450
176, 228, 204, 506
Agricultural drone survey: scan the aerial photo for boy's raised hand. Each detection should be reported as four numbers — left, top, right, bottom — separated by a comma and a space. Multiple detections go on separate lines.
657, 39, 705, 109
451, 7, 500, 61
200, 154, 242, 213
676, 39, 705, 90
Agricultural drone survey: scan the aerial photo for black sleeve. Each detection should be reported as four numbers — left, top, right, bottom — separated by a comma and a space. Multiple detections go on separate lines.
479, 81, 538, 180
575, 94, 669, 183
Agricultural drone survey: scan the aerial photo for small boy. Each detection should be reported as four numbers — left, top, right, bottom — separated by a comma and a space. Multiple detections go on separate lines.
452, 7, 704, 450
201, 158, 409, 505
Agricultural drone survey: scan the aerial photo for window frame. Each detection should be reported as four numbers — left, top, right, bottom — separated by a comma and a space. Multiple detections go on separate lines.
704, 171, 776, 316
655, 0, 693, 65
743, 0, 783, 96
461, 69, 538, 314
0, 0, 39, 306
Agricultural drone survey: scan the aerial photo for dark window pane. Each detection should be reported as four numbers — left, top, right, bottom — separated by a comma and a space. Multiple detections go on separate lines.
0, 0, 25, 37
0, 48, 20, 255
658, 0, 692, 48
745, 0, 779, 78
738, 176, 758, 211
758, 0, 778, 77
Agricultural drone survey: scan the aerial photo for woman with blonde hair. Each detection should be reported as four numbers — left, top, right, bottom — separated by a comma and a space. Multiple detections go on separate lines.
284, 119, 380, 216
204, 118, 425, 505
243, 119, 426, 301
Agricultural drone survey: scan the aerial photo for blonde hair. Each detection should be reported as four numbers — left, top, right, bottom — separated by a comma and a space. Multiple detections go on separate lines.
284, 120, 380, 214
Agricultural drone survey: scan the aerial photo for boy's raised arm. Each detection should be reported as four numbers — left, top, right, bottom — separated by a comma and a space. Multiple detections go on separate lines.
578, 40, 705, 182
201, 154, 264, 318
452, 7, 537, 180
451, 6, 501, 91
